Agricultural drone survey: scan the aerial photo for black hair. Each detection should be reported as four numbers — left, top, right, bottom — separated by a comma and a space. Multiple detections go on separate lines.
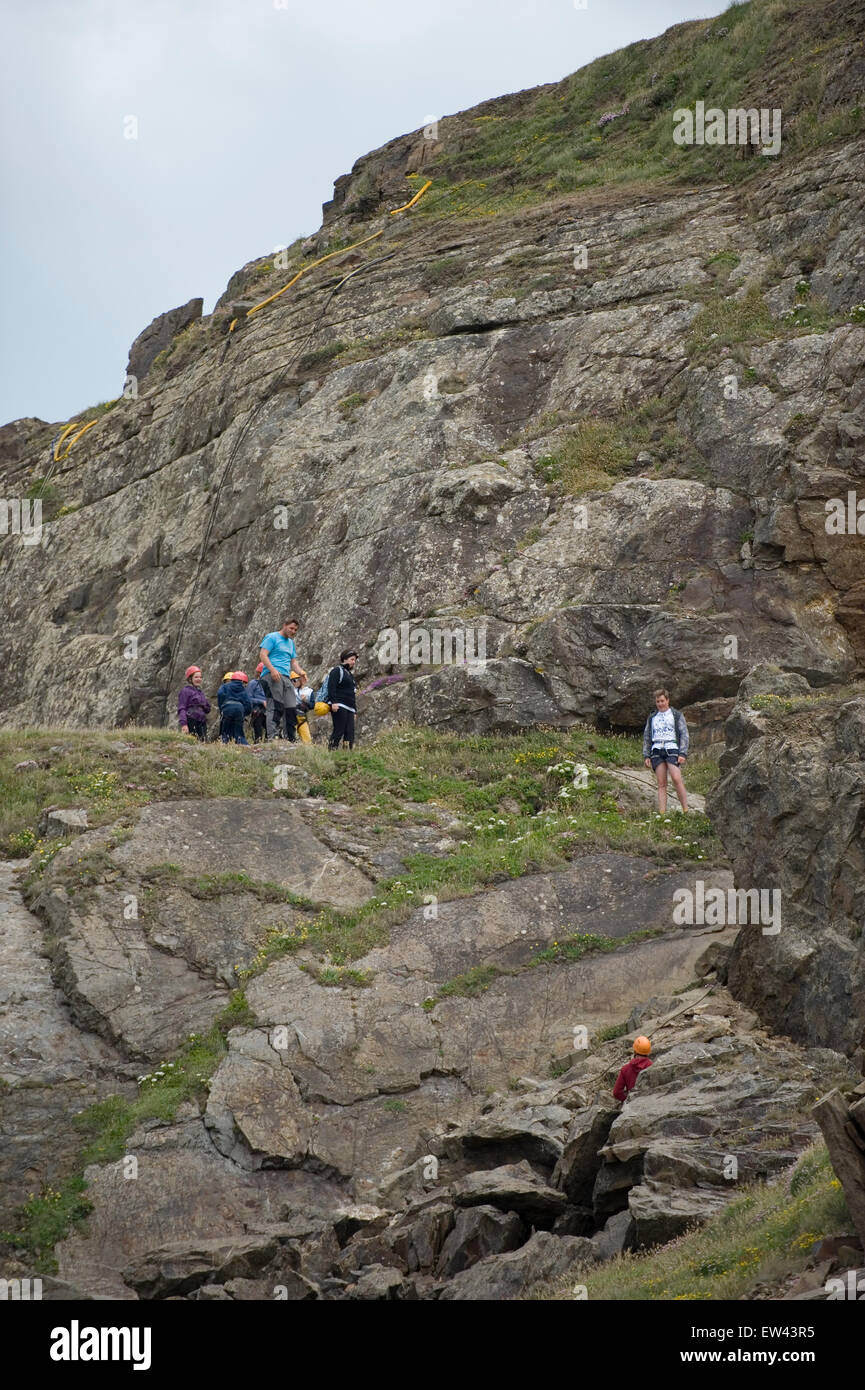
340, 650, 358, 663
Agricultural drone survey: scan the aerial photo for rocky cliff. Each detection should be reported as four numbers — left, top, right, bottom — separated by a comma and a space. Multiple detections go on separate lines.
1, 0, 865, 1303
1, 1, 863, 735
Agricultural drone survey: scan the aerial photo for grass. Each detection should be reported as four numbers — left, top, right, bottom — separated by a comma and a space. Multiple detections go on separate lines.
6, 725, 723, 973
359, 0, 865, 225
749, 682, 865, 716
0, 728, 279, 857
533, 394, 703, 496
0, 992, 253, 1271
530, 1140, 850, 1301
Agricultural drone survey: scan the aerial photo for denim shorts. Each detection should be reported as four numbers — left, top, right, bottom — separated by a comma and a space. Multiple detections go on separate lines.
650, 749, 680, 769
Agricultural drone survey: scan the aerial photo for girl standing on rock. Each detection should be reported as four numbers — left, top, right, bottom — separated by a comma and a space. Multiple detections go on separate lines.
642, 687, 689, 813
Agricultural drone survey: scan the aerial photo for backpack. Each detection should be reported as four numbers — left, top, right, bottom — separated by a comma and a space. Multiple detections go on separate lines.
316, 666, 345, 704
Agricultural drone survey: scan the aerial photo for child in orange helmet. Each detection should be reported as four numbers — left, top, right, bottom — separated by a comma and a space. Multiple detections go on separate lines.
613, 1036, 653, 1102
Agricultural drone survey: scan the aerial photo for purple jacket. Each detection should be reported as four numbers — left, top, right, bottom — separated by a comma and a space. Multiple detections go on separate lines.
178, 683, 211, 728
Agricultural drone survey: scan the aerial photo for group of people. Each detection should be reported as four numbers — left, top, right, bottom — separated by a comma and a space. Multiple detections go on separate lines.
177, 618, 358, 751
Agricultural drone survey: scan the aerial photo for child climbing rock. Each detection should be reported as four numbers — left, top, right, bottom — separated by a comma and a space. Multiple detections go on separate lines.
613, 1036, 653, 1102
177, 665, 211, 739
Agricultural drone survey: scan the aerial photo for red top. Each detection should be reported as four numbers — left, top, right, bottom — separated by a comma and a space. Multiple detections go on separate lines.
613, 1055, 653, 1101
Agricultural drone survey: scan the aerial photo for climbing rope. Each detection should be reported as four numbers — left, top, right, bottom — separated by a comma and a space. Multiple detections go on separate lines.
227, 228, 387, 337
52, 418, 97, 463
389, 179, 432, 215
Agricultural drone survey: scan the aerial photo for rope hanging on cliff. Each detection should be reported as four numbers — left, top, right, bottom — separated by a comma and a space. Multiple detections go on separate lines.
52, 418, 97, 463
227, 228, 387, 337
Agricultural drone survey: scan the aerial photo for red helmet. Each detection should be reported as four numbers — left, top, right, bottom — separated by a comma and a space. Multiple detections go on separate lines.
233, 671, 249, 683
255, 662, 264, 675
184, 665, 201, 680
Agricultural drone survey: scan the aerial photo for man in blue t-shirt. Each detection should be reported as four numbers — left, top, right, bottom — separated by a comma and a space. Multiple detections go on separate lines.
258, 618, 307, 741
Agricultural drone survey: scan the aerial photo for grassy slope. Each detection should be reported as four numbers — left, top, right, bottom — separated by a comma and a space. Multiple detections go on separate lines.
371, 0, 865, 223
531, 1140, 851, 1301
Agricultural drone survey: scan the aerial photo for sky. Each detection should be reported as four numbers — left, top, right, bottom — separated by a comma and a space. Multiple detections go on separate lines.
0, 0, 729, 426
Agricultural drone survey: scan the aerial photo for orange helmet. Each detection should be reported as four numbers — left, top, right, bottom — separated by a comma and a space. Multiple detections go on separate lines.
233, 671, 249, 683
633, 1036, 651, 1056
184, 665, 201, 680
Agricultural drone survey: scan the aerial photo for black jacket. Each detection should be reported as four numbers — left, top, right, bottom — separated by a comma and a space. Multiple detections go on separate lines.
325, 664, 357, 712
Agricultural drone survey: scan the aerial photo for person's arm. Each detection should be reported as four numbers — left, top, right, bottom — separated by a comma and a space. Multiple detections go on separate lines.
676, 710, 689, 759
326, 666, 338, 710
613, 1065, 628, 1102
259, 643, 279, 684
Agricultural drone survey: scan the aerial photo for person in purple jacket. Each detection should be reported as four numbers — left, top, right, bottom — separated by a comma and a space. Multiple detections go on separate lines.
178, 665, 211, 740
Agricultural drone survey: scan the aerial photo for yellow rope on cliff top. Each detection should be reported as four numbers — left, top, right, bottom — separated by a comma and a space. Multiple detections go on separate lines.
389, 179, 432, 215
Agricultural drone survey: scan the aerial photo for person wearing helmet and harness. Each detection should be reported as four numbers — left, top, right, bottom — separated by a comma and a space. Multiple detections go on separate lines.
218, 671, 252, 745
613, 1036, 653, 1102
178, 666, 211, 740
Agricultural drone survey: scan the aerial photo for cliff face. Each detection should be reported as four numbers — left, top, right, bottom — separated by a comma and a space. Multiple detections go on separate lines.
1, 2, 864, 734
709, 667, 865, 1058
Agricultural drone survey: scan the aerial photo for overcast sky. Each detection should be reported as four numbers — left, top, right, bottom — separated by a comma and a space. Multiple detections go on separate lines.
0, 0, 729, 426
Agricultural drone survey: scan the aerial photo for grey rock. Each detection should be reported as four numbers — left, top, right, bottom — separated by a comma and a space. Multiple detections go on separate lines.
126, 297, 203, 382
438, 1231, 595, 1300
435, 1205, 525, 1276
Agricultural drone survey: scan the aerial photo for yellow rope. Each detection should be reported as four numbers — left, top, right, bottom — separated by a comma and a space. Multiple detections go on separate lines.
229, 182, 433, 336
235, 229, 386, 331
53, 418, 97, 463
390, 179, 432, 215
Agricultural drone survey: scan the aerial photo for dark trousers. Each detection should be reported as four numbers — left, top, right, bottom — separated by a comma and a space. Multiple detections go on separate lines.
329, 707, 355, 750
187, 717, 207, 741
221, 703, 248, 744
250, 708, 267, 742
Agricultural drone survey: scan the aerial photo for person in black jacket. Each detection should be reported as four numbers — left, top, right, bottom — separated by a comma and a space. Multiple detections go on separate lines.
326, 650, 358, 750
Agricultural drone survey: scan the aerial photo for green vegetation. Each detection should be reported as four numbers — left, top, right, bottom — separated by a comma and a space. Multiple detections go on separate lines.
338, 391, 374, 418
402, 0, 864, 222
530, 927, 665, 966
531, 1140, 850, 1301
297, 341, 349, 371
533, 394, 703, 495
3, 725, 722, 971
750, 681, 865, 717
0, 992, 253, 1270
0, 728, 278, 856
594, 1020, 629, 1043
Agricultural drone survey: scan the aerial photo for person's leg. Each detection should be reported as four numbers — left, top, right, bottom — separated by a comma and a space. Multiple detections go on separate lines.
264, 678, 282, 738
344, 711, 356, 750
328, 708, 347, 750
220, 712, 232, 743
654, 759, 668, 813
284, 706, 297, 743
667, 760, 688, 812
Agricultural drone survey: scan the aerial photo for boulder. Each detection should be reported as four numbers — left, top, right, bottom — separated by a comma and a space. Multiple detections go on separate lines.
435, 1205, 525, 1277
451, 1161, 567, 1224
438, 1231, 596, 1300
552, 1104, 619, 1204
126, 297, 203, 382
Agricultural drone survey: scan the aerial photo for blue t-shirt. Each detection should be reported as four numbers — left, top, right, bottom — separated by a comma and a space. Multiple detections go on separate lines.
260, 631, 297, 677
